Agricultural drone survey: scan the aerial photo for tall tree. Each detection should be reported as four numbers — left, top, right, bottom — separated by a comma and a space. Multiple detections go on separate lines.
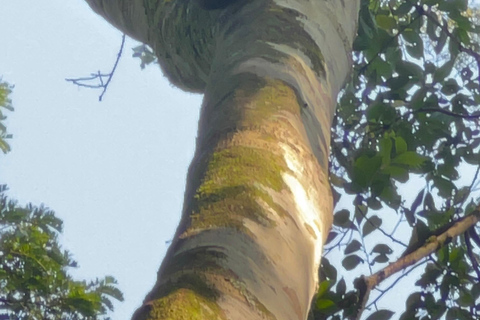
83, 0, 480, 319
84, 0, 360, 319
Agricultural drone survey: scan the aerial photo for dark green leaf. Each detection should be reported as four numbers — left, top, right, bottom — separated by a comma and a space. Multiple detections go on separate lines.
371, 244, 393, 254
345, 240, 362, 254
336, 278, 346, 296
317, 280, 330, 297
376, 15, 397, 30
334, 209, 351, 228
392, 151, 426, 167
365, 309, 394, 320
342, 254, 364, 270
316, 299, 335, 310
372, 253, 389, 264
363, 215, 382, 236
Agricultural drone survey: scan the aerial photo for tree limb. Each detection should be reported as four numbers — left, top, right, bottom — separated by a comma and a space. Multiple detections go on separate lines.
354, 207, 480, 320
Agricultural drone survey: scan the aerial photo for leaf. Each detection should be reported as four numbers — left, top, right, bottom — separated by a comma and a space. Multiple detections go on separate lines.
317, 280, 330, 297
366, 197, 382, 210
433, 176, 456, 198
353, 154, 382, 189
441, 78, 460, 96
457, 289, 474, 307
386, 76, 410, 91
379, 184, 401, 209
365, 309, 394, 320
363, 215, 382, 236
402, 30, 424, 58
0, 191, 124, 318
325, 231, 338, 244
342, 254, 364, 270
396, 2, 413, 16
371, 244, 393, 255
336, 278, 346, 295
438, 0, 467, 13
394, 136, 407, 155
345, 240, 362, 254
316, 299, 335, 310
372, 253, 389, 264
434, 60, 455, 82
435, 27, 449, 54
376, 15, 397, 30
333, 209, 351, 228
382, 165, 409, 182
379, 137, 393, 166
321, 258, 337, 283
391, 151, 426, 167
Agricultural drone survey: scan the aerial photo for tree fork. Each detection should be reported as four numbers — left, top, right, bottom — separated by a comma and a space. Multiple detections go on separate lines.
84, 0, 360, 319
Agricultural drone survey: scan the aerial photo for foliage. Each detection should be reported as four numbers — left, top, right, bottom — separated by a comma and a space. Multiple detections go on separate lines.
0, 79, 13, 153
0, 185, 124, 319
0, 82, 123, 319
132, 44, 157, 70
317, 0, 480, 319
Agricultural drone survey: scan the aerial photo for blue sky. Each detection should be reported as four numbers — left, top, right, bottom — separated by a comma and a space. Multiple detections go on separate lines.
2, 1, 480, 319
1, 1, 202, 318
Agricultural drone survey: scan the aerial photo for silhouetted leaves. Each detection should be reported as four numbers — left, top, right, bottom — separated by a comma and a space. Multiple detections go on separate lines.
0, 186, 124, 319
320, 0, 480, 319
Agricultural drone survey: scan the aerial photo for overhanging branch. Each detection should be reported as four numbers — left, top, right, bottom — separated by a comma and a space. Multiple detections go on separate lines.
354, 207, 480, 320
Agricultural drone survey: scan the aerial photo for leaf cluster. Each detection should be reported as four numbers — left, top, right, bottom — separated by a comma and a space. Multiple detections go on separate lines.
317, 0, 480, 319
0, 79, 13, 153
0, 82, 123, 320
0, 185, 124, 319
132, 44, 157, 70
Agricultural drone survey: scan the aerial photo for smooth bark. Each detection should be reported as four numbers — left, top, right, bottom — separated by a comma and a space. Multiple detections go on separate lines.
84, 1, 360, 319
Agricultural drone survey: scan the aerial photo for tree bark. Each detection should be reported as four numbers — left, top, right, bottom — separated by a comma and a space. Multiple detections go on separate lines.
84, 1, 360, 319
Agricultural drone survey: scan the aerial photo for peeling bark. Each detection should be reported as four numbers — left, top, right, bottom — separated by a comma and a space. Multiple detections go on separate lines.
83, 1, 360, 319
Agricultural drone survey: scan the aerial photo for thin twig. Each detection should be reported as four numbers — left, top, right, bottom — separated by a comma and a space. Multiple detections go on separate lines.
414, 107, 480, 120
65, 34, 126, 101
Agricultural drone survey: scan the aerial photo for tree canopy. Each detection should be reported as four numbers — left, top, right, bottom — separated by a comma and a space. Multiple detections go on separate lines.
317, 0, 480, 319
0, 80, 124, 320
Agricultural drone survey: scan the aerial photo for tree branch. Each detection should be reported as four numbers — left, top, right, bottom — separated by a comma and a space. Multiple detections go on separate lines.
354, 207, 480, 320
66, 34, 126, 101
414, 107, 480, 120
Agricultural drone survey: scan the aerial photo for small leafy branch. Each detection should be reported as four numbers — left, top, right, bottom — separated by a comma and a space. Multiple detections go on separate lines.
0, 79, 13, 153
0, 185, 124, 319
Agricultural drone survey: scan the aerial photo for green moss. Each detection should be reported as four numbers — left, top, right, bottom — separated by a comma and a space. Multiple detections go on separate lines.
237, 78, 302, 126
148, 288, 225, 320
189, 146, 288, 233
199, 147, 285, 192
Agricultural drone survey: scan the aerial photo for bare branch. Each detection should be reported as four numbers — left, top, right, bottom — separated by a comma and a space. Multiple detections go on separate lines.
66, 34, 126, 101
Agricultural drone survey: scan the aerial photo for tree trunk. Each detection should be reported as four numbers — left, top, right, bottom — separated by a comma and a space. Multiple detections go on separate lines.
84, 1, 360, 319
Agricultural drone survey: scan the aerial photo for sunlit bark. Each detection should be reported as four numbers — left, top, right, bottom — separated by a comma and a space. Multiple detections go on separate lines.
84, 0, 360, 319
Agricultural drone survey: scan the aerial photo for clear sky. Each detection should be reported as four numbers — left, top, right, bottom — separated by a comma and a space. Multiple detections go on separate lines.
2, 1, 480, 320
1, 1, 203, 318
